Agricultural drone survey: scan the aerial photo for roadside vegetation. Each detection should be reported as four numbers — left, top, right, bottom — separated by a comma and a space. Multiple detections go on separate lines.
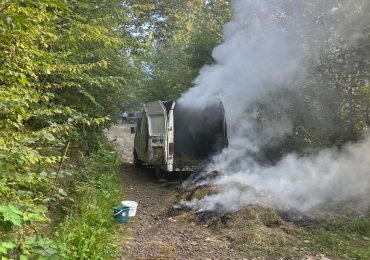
0, 0, 138, 258
307, 217, 370, 259
55, 147, 122, 259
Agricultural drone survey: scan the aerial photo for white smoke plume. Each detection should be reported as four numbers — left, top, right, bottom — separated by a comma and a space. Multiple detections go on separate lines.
195, 135, 370, 212
179, 0, 370, 212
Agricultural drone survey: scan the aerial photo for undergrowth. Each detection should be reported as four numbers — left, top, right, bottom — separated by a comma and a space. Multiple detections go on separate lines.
307, 216, 370, 259
54, 148, 123, 259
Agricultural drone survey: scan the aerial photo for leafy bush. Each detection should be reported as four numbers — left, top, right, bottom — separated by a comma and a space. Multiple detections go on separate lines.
0, 0, 136, 258
54, 148, 123, 259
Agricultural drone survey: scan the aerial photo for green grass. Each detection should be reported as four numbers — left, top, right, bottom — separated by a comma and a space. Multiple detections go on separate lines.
307, 216, 370, 259
54, 148, 124, 259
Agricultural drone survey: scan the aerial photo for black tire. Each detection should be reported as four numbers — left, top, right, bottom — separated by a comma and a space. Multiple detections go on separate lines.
155, 166, 167, 180
133, 151, 141, 168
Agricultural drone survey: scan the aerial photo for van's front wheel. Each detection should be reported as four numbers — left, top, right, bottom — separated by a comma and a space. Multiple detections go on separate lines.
155, 166, 167, 180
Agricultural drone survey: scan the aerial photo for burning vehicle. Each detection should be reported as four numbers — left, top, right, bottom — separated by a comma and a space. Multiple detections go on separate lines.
133, 100, 228, 176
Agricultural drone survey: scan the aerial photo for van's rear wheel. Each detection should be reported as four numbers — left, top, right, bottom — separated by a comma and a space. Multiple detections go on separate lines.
133, 151, 141, 168
155, 166, 166, 180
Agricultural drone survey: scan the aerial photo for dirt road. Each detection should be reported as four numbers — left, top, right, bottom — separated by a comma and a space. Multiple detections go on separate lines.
106, 125, 247, 260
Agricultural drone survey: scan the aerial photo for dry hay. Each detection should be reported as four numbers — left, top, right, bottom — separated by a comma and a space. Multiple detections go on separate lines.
226, 225, 290, 247
170, 204, 304, 258
225, 225, 300, 258
169, 184, 220, 223
225, 205, 283, 228
190, 184, 219, 200
180, 184, 220, 201
210, 205, 303, 258
173, 211, 196, 222
173, 173, 309, 258
173, 169, 333, 258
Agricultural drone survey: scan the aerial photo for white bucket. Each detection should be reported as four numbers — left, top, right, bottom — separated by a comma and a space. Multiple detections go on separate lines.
121, 200, 138, 217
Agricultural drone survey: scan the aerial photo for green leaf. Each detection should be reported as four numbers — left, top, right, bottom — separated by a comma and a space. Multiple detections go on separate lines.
18, 74, 29, 85
45, 66, 51, 74
24, 236, 59, 257
43, 133, 55, 142
23, 213, 49, 222
0, 248, 6, 254
1, 242, 16, 249
0, 204, 23, 227
0, 242, 16, 254
34, 205, 48, 213
58, 189, 67, 197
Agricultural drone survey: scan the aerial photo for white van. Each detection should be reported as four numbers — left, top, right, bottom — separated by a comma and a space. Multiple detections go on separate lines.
133, 100, 227, 177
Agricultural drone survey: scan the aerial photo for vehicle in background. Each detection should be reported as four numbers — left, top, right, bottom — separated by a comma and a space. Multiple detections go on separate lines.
126, 111, 140, 124
133, 100, 228, 177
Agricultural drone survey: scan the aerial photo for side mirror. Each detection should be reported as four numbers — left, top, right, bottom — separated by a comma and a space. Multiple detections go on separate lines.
130, 126, 136, 134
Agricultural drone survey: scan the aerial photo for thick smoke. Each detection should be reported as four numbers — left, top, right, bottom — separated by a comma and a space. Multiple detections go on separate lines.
193, 135, 370, 212
178, 0, 370, 212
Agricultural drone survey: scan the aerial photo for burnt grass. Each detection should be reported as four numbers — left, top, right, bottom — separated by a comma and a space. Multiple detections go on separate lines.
167, 183, 305, 258
170, 176, 370, 259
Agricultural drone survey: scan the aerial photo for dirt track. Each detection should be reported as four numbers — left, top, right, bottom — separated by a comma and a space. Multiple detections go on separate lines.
106, 124, 247, 260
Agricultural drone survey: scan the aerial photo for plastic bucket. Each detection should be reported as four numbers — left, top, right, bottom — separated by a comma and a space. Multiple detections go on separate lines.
121, 201, 138, 217
113, 206, 129, 224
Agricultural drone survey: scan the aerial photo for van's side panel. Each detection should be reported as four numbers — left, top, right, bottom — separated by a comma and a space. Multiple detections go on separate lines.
139, 112, 149, 162
134, 111, 149, 163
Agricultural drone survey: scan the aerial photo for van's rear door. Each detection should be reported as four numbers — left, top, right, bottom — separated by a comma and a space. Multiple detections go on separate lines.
144, 101, 167, 164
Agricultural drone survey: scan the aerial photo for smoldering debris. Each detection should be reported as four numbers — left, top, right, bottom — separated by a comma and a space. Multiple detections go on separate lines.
171, 182, 221, 216
172, 169, 327, 229
192, 135, 370, 213
181, 184, 220, 201
212, 206, 303, 259
192, 170, 220, 184
170, 187, 308, 259
277, 210, 325, 227
194, 211, 219, 225
167, 169, 339, 259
